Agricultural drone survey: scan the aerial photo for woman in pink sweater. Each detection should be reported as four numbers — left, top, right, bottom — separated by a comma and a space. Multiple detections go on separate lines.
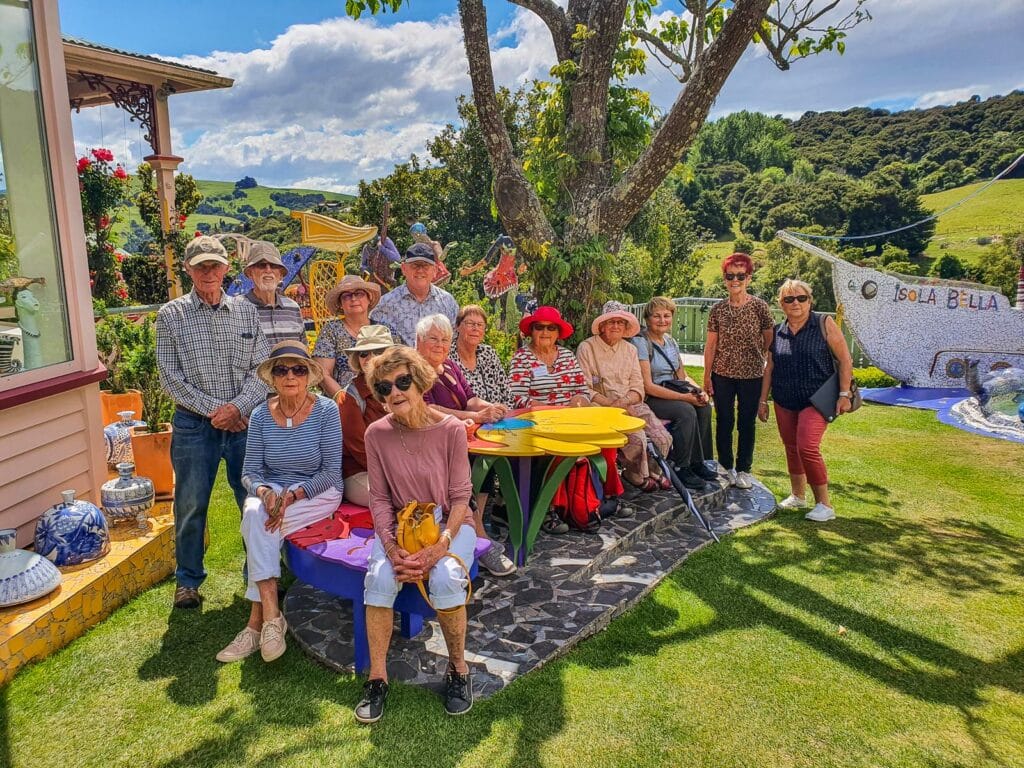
355, 346, 476, 724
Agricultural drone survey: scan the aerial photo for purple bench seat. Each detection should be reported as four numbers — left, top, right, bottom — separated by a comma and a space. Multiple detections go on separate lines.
284, 522, 488, 673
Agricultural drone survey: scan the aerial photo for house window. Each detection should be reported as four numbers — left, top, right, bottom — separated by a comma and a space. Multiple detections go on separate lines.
0, 1, 73, 379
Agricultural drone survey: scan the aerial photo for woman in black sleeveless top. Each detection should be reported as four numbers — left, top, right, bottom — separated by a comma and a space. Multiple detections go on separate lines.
759, 279, 853, 522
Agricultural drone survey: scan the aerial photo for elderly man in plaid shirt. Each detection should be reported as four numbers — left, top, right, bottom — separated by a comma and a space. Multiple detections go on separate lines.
157, 236, 270, 609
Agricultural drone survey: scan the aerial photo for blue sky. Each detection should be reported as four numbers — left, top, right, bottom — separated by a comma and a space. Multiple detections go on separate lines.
62, 1, 1024, 193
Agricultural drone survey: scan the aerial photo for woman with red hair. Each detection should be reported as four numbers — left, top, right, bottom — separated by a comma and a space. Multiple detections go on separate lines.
703, 253, 774, 489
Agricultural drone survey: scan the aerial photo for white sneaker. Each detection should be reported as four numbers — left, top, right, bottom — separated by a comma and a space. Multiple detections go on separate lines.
778, 494, 807, 509
734, 471, 754, 489
260, 616, 288, 662
726, 469, 738, 486
805, 503, 836, 522
216, 627, 261, 663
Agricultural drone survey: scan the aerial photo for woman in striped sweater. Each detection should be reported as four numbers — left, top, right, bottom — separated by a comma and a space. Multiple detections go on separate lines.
215, 341, 343, 664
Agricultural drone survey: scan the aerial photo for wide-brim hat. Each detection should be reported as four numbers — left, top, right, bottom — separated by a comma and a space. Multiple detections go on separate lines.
344, 324, 396, 369
592, 301, 640, 337
325, 274, 382, 315
519, 305, 574, 340
256, 341, 324, 388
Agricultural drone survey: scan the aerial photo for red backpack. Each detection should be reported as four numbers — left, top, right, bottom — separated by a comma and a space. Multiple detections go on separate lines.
551, 457, 602, 532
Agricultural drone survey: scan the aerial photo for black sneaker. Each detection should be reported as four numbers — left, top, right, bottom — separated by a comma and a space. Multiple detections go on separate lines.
355, 679, 389, 724
444, 669, 473, 716
678, 468, 706, 490
692, 463, 719, 481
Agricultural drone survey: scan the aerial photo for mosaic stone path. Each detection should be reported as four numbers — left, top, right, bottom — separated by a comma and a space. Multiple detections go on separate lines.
283, 477, 776, 700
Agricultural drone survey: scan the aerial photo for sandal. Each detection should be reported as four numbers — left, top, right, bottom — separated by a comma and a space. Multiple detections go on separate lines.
541, 511, 569, 535
655, 474, 672, 491
638, 477, 659, 493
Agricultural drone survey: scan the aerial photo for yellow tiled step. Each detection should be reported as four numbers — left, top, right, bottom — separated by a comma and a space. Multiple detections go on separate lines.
0, 502, 174, 684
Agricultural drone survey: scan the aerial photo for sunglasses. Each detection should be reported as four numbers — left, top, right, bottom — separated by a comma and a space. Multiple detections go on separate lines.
782, 295, 810, 304
271, 364, 309, 377
251, 262, 281, 271
358, 348, 386, 359
724, 272, 749, 281
373, 373, 414, 398
339, 290, 368, 302
532, 323, 560, 332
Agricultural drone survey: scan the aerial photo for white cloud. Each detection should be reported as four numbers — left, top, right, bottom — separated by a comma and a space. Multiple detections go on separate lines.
69, 0, 1024, 192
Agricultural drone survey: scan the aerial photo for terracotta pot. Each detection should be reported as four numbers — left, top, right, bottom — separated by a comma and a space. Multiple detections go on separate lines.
100, 389, 144, 427
130, 424, 174, 499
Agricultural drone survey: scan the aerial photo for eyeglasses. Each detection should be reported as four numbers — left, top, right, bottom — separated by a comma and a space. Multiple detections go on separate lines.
724, 272, 749, 281
782, 295, 810, 304
339, 291, 368, 302
251, 262, 280, 271
460, 320, 486, 329
532, 323, 560, 332
358, 348, 386, 359
271, 364, 309, 377
373, 373, 415, 398
603, 318, 628, 326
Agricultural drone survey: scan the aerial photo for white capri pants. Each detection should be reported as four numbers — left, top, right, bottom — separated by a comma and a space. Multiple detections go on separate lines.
364, 522, 477, 611
241, 484, 343, 602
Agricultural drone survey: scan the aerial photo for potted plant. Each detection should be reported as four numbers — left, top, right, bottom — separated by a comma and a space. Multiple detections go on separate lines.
122, 316, 176, 498
95, 312, 145, 425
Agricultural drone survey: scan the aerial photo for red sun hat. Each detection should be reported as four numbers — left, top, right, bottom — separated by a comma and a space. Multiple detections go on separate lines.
519, 305, 574, 340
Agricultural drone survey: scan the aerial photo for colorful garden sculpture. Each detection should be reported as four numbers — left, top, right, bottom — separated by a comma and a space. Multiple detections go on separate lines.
778, 230, 1024, 387
0, 528, 62, 608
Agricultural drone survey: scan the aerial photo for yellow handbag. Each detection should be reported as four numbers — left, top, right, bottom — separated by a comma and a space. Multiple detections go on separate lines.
394, 501, 472, 610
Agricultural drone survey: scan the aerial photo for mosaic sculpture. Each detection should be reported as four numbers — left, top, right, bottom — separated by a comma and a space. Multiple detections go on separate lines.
778, 231, 1024, 387
953, 360, 1024, 440
0, 527, 62, 608
35, 490, 110, 567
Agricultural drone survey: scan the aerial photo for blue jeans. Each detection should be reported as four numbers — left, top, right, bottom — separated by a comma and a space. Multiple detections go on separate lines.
171, 408, 247, 589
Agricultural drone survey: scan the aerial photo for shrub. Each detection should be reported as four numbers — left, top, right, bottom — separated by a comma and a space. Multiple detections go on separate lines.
853, 366, 898, 388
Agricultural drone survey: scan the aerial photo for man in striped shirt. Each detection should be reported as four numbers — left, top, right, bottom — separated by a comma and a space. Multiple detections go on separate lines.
156, 236, 270, 609
241, 241, 305, 347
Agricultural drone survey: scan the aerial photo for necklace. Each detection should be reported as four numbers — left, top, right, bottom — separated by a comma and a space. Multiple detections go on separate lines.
394, 418, 422, 456
279, 394, 309, 428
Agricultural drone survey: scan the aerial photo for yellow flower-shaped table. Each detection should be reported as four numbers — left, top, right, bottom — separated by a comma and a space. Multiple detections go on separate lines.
468, 406, 645, 563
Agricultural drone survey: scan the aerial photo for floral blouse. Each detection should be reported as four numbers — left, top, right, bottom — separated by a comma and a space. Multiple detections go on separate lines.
508, 345, 587, 408
312, 318, 399, 391
448, 343, 512, 407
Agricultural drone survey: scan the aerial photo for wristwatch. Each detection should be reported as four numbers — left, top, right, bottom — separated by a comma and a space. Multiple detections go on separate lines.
838, 391, 852, 398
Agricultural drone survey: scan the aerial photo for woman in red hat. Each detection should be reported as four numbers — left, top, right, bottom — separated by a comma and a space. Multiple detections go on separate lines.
508, 306, 590, 410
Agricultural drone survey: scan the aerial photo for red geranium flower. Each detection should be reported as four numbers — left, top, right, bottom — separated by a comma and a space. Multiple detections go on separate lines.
77, 157, 92, 172
99, 215, 110, 229
91, 148, 114, 162
113, 166, 128, 180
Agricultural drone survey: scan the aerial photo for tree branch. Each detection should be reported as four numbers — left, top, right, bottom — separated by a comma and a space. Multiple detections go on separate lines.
600, 0, 774, 234
509, 0, 573, 62
632, 29, 692, 81
458, 0, 557, 248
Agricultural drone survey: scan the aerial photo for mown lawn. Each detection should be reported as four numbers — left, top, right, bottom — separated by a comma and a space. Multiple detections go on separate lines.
2, 404, 1022, 768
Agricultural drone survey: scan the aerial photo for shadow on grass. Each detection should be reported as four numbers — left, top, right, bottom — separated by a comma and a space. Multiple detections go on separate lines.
568, 512, 1024, 761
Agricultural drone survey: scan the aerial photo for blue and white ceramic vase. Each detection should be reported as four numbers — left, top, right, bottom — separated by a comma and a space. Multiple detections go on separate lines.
0, 527, 62, 607
103, 410, 145, 467
101, 463, 155, 529
34, 490, 110, 567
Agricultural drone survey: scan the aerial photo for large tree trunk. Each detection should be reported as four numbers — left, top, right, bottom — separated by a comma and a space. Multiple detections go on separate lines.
599, 0, 774, 236
458, 0, 556, 251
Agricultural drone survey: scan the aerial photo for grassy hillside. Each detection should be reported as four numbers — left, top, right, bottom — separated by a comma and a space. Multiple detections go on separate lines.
921, 178, 1024, 265
112, 180, 355, 238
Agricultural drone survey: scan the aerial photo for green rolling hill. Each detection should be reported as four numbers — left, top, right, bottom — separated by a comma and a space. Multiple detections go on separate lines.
921, 178, 1024, 265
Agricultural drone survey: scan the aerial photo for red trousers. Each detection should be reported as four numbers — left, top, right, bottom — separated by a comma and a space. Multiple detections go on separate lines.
773, 404, 830, 486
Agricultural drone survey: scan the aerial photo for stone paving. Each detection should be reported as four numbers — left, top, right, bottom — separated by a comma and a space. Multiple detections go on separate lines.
284, 476, 776, 700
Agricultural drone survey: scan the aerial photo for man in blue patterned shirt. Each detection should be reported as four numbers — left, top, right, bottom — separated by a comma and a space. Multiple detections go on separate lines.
370, 242, 458, 346
156, 236, 270, 609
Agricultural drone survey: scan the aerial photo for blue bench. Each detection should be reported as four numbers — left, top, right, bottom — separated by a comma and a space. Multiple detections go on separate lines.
284, 525, 488, 673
